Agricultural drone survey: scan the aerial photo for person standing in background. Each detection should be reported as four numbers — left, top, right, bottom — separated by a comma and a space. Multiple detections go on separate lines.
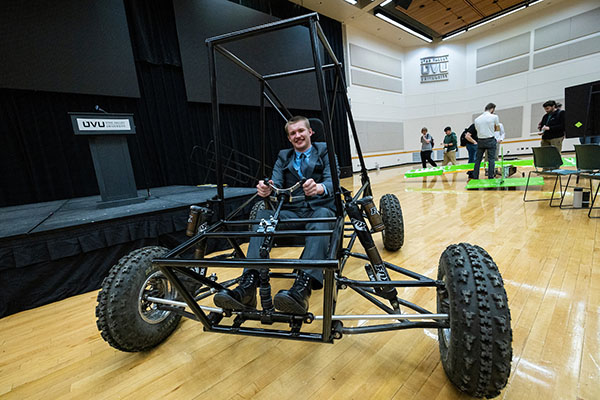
420, 127, 437, 168
463, 123, 478, 163
442, 126, 457, 166
537, 100, 565, 153
486, 122, 505, 161
472, 103, 500, 179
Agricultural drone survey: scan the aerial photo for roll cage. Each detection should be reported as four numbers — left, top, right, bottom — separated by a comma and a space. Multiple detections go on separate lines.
149, 13, 445, 343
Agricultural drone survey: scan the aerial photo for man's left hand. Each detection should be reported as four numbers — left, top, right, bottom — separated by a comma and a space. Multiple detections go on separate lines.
303, 178, 323, 196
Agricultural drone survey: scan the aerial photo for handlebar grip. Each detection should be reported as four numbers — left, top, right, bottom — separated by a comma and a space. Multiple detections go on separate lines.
299, 178, 307, 186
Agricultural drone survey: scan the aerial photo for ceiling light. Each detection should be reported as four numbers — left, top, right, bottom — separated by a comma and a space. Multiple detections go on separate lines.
344, 0, 358, 5
469, 5, 526, 31
442, 29, 467, 41
380, 0, 393, 6
375, 12, 433, 43
528, 0, 544, 5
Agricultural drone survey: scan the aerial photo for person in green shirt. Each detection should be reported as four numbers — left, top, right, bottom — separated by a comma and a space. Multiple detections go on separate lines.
442, 126, 457, 166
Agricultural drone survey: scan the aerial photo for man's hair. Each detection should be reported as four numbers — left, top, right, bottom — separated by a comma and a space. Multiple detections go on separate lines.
543, 100, 557, 108
421, 127, 428, 133
485, 103, 496, 111
284, 116, 311, 135
444, 126, 452, 132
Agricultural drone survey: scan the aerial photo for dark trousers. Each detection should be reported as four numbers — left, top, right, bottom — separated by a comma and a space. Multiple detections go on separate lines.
246, 207, 335, 289
580, 136, 600, 144
420, 150, 437, 168
472, 137, 497, 179
466, 143, 478, 163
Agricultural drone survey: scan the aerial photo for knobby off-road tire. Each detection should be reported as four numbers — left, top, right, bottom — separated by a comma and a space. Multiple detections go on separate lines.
437, 243, 512, 399
379, 193, 404, 251
96, 246, 182, 352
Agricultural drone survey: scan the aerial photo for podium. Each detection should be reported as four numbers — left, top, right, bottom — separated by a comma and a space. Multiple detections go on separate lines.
69, 112, 144, 209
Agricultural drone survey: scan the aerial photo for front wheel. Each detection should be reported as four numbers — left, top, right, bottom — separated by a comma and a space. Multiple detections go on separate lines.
95, 246, 182, 352
437, 243, 512, 398
379, 193, 404, 251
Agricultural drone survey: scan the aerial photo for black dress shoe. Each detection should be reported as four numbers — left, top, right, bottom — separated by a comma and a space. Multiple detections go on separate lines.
214, 270, 258, 310
274, 272, 312, 314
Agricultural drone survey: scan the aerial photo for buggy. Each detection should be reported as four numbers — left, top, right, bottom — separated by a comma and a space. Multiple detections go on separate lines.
96, 14, 512, 399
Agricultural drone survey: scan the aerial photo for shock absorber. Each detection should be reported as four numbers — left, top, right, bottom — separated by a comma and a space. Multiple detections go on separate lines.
259, 268, 274, 313
345, 199, 399, 305
186, 205, 213, 276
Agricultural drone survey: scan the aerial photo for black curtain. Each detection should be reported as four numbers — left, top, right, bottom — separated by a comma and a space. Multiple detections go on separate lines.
0, 0, 350, 208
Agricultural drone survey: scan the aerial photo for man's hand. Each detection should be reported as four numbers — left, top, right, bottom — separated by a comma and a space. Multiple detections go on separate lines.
257, 180, 273, 198
303, 178, 323, 197
542, 126, 550, 131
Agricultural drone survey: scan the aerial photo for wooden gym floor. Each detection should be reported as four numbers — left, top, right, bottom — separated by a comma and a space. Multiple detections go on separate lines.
1, 163, 598, 399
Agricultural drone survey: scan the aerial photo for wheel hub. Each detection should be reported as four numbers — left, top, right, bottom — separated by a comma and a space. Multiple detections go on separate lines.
138, 271, 178, 324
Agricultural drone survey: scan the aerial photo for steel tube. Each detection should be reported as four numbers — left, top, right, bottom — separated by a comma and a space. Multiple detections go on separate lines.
206, 13, 318, 45
263, 64, 336, 80
147, 296, 223, 314
154, 258, 339, 270
315, 313, 448, 321
201, 230, 334, 238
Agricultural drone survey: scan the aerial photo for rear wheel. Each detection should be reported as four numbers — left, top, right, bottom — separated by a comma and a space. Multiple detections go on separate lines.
96, 246, 182, 352
379, 194, 404, 251
437, 243, 512, 398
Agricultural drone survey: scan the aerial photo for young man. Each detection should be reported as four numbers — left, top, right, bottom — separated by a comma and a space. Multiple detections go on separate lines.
442, 126, 457, 166
420, 127, 437, 168
537, 100, 565, 153
214, 116, 335, 314
472, 103, 500, 179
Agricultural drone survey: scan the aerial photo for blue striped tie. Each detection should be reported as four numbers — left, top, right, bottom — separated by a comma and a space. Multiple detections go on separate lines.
300, 153, 308, 177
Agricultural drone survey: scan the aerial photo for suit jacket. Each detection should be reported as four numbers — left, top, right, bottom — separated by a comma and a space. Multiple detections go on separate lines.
271, 142, 335, 211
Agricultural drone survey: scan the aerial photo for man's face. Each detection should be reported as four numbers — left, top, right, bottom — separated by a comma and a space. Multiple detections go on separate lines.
445, 130, 451, 135
287, 120, 313, 152
544, 105, 555, 114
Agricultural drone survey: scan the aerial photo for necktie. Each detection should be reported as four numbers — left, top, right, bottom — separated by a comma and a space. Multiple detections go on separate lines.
300, 153, 308, 178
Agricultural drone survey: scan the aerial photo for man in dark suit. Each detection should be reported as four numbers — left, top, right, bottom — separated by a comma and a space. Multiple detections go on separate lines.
214, 116, 335, 314
537, 100, 565, 153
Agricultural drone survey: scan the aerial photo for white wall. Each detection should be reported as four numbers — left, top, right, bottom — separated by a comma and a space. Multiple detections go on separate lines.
345, 0, 600, 171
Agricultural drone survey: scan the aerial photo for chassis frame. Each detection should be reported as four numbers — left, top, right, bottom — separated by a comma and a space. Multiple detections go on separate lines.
148, 13, 449, 343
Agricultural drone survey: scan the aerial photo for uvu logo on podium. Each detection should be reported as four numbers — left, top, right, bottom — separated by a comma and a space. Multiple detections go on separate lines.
420, 55, 449, 83
76, 118, 131, 131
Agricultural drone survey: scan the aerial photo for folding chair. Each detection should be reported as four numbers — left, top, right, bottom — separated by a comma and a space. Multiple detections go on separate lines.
523, 146, 577, 206
568, 144, 600, 217
559, 145, 600, 209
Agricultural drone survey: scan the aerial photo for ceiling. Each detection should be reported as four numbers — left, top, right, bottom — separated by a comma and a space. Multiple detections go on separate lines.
387, 0, 527, 37
289, 0, 555, 45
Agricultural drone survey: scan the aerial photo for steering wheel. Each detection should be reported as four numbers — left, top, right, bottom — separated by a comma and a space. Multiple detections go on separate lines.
266, 178, 306, 202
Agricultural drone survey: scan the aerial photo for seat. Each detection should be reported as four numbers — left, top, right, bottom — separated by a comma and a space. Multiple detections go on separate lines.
568, 144, 600, 217
523, 146, 577, 206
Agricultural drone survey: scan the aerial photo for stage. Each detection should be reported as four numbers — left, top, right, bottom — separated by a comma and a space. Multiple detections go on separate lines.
0, 185, 256, 318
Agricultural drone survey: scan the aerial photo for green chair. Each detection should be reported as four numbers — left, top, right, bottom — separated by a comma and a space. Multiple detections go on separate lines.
523, 146, 577, 206
570, 144, 600, 217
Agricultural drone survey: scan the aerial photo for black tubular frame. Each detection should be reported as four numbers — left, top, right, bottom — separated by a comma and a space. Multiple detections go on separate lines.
151, 13, 447, 344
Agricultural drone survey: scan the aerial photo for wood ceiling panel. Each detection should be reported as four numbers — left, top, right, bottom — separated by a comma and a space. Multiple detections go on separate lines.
393, 0, 528, 36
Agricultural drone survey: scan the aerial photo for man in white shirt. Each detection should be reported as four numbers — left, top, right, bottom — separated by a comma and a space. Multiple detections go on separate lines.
486, 122, 505, 163
472, 103, 500, 179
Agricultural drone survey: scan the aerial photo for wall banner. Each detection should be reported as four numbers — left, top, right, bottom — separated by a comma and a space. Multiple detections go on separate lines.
420, 55, 449, 83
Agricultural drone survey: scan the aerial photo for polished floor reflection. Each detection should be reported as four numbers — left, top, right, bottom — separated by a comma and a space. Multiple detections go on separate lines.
1, 164, 598, 399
